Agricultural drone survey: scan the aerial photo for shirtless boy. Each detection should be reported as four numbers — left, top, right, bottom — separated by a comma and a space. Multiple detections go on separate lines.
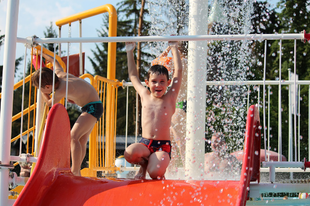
124, 41, 182, 179
31, 51, 103, 176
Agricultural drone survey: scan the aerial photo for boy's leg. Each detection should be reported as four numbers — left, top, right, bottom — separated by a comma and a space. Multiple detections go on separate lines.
124, 143, 150, 179
79, 125, 94, 167
71, 112, 97, 176
147, 151, 170, 180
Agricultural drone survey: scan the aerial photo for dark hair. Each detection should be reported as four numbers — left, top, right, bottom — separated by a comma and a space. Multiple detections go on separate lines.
31, 67, 59, 88
147, 65, 169, 81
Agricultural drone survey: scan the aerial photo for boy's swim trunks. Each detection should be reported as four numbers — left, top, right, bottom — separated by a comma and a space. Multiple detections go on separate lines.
139, 137, 171, 158
82, 101, 103, 121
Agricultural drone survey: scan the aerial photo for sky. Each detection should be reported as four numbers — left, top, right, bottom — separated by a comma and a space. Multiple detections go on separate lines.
0, 0, 280, 81
0, 0, 122, 80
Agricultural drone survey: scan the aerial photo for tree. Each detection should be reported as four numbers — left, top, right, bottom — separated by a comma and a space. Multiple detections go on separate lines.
266, 0, 310, 160
136, 0, 145, 136
249, 1, 279, 152
248, 0, 310, 160
148, 0, 188, 36
90, 0, 151, 136
43, 22, 58, 54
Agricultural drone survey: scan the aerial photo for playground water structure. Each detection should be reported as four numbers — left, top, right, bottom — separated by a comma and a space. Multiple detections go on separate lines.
2, 0, 310, 205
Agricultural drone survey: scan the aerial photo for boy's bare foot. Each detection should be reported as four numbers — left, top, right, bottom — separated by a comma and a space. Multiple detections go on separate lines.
152, 175, 165, 180
71, 170, 81, 176
134, 166, 146, 179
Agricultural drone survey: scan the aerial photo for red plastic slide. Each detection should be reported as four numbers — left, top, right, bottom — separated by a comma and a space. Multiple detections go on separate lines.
14, 104, 260, 206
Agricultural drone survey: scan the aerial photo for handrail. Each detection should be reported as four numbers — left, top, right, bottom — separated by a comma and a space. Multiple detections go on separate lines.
11, 103, 36, 122
80, 73, 94, 84
11, 127, 35, 143
55, 4, 116, 27
95, 75, 123, 86
34, 45, 67, 71
80, 75, 122, 177
22, 33, 309, 44
1, 47, 68, 152
0, 75, 31, 99
6, 69, 121, 177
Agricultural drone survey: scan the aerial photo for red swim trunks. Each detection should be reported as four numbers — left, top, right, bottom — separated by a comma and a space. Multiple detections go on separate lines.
139, 137, 171, 158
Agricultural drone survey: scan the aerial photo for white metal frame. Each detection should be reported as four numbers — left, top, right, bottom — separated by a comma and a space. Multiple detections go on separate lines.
0, 1, 20, 205
2, 0, 310, 205
185, 0, 208, 180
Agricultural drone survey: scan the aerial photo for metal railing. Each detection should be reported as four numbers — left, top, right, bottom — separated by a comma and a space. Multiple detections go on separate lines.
79, 74, 122, 177
2, 2, 310, 204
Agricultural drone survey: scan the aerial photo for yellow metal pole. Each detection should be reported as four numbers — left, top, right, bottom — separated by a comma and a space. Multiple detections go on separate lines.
34, 45, 67, 72
106, 5, 117, 173
55, 4, 117, 76
30, 105, 49, 175
80, 74, 97, 177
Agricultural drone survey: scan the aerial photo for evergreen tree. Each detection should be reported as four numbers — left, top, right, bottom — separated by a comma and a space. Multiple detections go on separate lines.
43, 22, 58, 54
249, 0, 310, 160
249, 1, 279, 152
268, 0, 310, 160
90, 0, 151, 136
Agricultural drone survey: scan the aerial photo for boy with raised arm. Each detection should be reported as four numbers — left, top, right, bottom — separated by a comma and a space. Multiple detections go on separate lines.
31, 51, 103, 176
124, 41, 182, 179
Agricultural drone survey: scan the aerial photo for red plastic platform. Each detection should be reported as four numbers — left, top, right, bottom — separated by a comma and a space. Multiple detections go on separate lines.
14, 104, 261, 206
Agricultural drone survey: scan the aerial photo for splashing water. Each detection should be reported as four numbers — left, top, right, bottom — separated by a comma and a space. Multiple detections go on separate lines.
147, 0, 271, 181
206, 0, 254, 154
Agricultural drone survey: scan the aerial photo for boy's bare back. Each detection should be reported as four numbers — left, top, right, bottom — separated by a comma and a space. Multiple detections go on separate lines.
55, 73, 99, 107
41, 52, 99, 107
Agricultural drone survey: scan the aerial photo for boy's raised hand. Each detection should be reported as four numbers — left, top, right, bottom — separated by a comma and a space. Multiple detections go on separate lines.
126, 42, 136, 52
168, 41, 178, 47
168, 34, 178, 47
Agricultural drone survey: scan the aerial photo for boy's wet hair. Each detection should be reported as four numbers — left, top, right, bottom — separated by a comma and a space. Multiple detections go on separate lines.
31, 67, 59, 88
147, 65, 169, 81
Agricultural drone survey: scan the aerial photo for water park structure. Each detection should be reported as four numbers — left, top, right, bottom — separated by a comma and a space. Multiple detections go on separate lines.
1, 0, 310, 205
